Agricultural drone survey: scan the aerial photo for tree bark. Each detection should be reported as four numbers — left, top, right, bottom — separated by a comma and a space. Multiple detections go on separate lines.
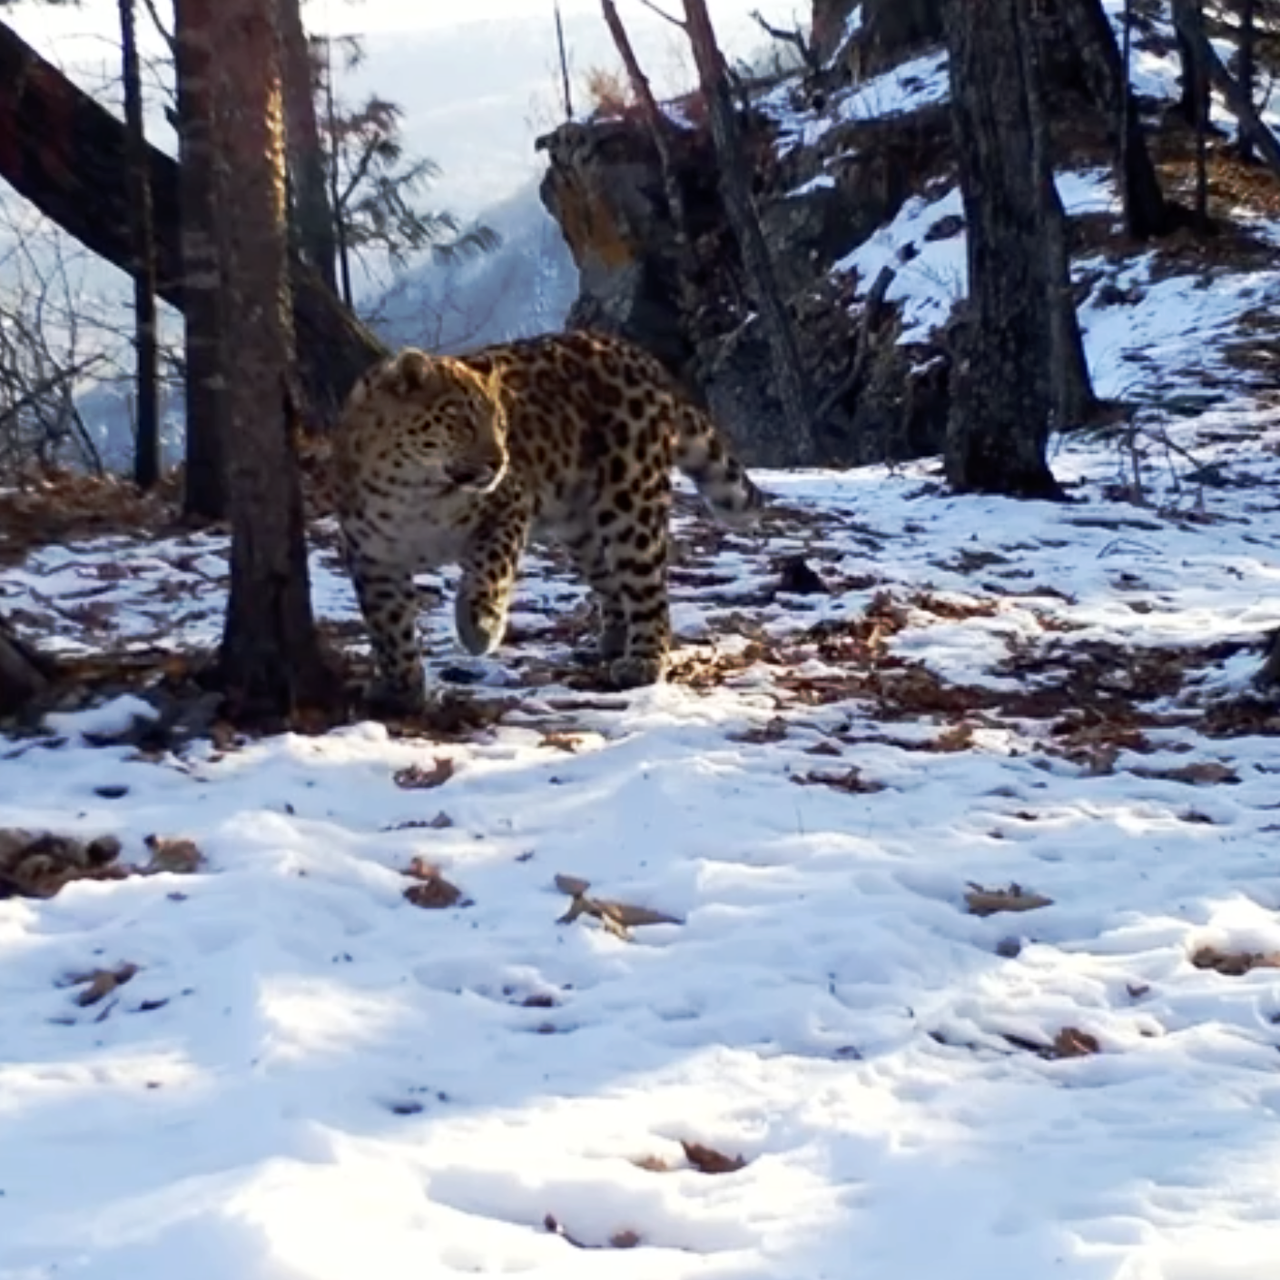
1237, 0, 1256, 162
1025, 0, 1096, 429
1058, 0, 1171, 238
173, 0, 227, 518
206, 0, 339, 718
944, 0, 1084, 498
851, 0, 945, 78
278, 0, 337, 292
1175, 0, 1280, 181
0, 615, 51, 717
0, 18, 387, 431
119, 0, 161, 491
681, 0, 817, 459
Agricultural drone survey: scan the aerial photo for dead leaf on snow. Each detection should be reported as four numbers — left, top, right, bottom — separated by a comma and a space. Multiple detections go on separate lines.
1191, 945, 1280, 976
143, 834, 205, 875
65, 961, 139, 1007
553, 873, 683, 940
1131, 761, 1240, 786
630, 1153, 672, 1173
964, 882, 1054, 917
402, 858, 469, 908
1050, 1027, 1100, 1059
394, 757, 456, 790
681, 1140, 747, 1174
539, 731, 583, 753
792, 766, 887, 794
609, 1230, 642, 1249
727, 716, 789, 745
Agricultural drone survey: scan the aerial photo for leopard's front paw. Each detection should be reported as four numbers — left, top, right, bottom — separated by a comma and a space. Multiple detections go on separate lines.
609, 653, 666, 690
454, 587, 509, 657
365, 674, 429, 718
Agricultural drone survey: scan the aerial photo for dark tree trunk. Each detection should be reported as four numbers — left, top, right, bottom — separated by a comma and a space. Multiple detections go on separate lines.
851, 0, 944, 78
0, 19, 387, 431
209, 0, 339, 719
1025, 0, 1096, 429
682, 0, 817, 460
1173, 0, 1212, 230
1237, 0, 1256, 162
944, 0, 1086, 498
119, 0, 161, 491
173, 0, 226, 519
1059, 0, 1171, 238
279, 0, 337, 292
0, 616, 51, 717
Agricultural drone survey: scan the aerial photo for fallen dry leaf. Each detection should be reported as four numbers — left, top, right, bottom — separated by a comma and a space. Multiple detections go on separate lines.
792, 766, 887, 794
393, 757, 456, 790
1191, 945, 1280, 976
1050, 1027, 1101, 1059
964, 882, 1054, 917
609, 1230, 642, 1249
681, 1140, 747, 1174
143, 834, 205, 875
553, 874, 683, 939
1131, 761, 1239, 786
66, 961, 139, 1007
402, 859, 468, 908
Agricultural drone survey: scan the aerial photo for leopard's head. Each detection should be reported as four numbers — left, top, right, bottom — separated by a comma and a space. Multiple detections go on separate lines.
354, 347, 508, 495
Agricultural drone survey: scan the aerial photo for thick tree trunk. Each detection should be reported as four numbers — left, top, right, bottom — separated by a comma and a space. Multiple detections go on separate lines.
119, 0, 161, 491
173, 0, 226, 518
1059, 0, 1171, 238
208, 0, 338, 718
278, 0, 337, 292
0, 18, 386, 430
850, 0, 944, 78
944, 0, 1079, 498
0, 616, 52, 716
1024, 0, 1096, 429
1237, 0, 1256, 162
682, 0, 817, 460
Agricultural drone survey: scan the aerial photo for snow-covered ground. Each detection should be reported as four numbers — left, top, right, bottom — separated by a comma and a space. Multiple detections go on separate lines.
4, 392, 1280, 1279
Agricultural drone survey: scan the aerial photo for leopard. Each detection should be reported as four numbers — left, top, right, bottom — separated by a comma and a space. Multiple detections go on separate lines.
333, 329, 766, 713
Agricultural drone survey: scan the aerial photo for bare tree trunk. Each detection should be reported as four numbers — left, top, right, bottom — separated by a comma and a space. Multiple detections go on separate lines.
554, 0, 573, 120
209, 0, 339, 718
119, 0, 162, 491
0, 616, 51, 717
320, 35, 355, 309
1237, 0, 1256, 162
600, 0, 700, 324
278, 0, 337, 291
1176, 0, 1280, 180
1059, 0, 1171, 238
1025, 0, 1096, 428
0, 18, 387, 429
173, 0, 227, 519
943, 0, 1080, 498
681, 0, 816, 459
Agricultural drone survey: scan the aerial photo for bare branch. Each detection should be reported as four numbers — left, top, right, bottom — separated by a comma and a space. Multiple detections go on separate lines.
636, 0, 686, 30
749, 8, 819, 73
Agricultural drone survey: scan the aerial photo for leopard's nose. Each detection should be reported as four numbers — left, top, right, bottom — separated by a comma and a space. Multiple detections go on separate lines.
446, 460, 501, 490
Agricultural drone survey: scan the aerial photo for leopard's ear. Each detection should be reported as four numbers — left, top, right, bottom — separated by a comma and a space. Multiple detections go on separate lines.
390, 348, 441, 395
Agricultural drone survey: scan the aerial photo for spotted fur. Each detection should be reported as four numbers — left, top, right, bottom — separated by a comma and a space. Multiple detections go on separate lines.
333, 329, 765, 710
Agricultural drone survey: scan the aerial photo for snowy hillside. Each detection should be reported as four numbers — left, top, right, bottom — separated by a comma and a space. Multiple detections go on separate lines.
4, 389, 1280, 1277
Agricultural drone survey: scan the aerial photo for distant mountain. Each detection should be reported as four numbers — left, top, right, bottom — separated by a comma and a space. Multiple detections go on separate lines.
365, 178, 577, 355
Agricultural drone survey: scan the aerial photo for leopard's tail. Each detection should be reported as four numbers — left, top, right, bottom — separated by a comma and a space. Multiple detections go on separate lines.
671, 401, 766, 528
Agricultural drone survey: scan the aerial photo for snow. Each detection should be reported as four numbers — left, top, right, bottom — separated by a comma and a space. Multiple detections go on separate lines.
5, 395, 1280, 1277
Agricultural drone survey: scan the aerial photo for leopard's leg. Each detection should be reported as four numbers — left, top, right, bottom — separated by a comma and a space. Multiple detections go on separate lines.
347, 550, 427, 712
454, 500, 533, 657
599, 480, 672, 690
564, 532, 628, 663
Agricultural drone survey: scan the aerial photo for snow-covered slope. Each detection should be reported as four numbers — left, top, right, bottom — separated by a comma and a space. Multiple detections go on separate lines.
4, 393, 1280, 1277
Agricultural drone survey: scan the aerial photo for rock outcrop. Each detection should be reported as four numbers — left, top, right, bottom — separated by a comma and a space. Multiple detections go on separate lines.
535, 18, 956, 468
